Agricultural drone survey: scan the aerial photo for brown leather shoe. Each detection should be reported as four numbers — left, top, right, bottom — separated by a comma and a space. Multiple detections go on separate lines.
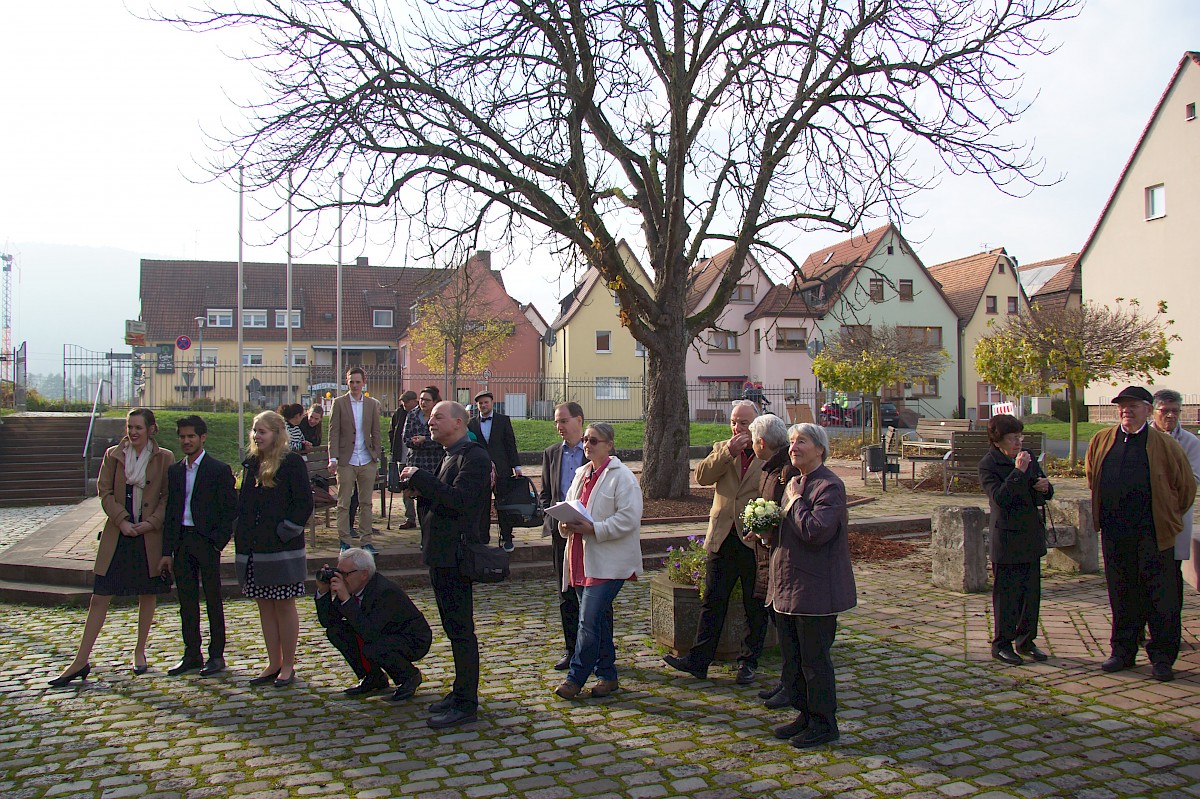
554, 680, 582, 700
590, 680, 619, 698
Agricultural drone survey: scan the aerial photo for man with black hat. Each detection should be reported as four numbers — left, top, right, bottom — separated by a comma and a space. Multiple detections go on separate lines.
468, 391, 522, 552
1085, 385, 1196, 681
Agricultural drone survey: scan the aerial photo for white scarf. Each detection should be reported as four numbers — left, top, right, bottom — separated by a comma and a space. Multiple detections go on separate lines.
122, 442, 152, 523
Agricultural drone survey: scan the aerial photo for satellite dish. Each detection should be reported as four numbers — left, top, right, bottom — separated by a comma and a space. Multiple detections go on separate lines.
544, 329, 557, 347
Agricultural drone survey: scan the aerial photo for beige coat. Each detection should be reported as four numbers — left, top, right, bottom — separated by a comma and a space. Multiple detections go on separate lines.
95, 440, 173, 578
328, 393, 383, 464
695, 440, 763, 554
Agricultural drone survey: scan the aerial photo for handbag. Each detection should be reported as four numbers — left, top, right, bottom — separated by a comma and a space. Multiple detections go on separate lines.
495, 475, 545, 529
457, 537, 510, 584
387, 460, 405, 492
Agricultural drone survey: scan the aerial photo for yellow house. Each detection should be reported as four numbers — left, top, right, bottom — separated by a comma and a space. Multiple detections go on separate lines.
545, 240, 655, 420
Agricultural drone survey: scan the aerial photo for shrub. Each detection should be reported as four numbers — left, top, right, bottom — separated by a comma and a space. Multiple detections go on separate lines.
1051, 397, 1088, 423
1043, 455, 1085, 478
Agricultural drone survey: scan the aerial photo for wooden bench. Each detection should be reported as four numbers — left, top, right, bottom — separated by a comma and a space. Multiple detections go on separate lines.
305, 446, 337, 546
695, 408, 726, 423
942, 430, 1045, 495
901, 418, 972, 459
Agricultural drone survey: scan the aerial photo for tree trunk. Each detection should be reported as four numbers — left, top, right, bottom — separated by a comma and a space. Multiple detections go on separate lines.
641, 331, 692, 499
871, 395, 882, 443
1067, 381, 1079, 469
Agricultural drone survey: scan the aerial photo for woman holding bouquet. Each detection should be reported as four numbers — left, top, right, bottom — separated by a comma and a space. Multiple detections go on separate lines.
747, 413, 800, 707
767, 422, 856, 749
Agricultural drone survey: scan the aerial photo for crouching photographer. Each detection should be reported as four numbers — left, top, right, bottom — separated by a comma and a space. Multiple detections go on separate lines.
315, 548, 432, 702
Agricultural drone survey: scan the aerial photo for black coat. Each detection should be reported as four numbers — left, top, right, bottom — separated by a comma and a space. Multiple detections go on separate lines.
978, 448, 1054, 564
162, 452, 238, 554
234, 452, 314, 557
388, 406, 409, 463
408, 437, 493, 568
468, 412, 520, 484
316, 572, 432, 651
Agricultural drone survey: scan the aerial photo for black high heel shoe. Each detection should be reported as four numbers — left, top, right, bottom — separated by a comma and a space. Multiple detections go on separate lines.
48, 663, 91, 687
248, 670, 280, 686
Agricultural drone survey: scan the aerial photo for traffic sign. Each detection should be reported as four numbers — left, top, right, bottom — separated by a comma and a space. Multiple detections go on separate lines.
176, 335, 193, 351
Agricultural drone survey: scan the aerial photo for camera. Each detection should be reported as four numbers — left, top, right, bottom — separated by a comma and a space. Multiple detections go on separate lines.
316, 564, 337, 583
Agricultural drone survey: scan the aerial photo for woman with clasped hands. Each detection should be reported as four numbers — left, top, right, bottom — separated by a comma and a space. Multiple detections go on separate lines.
554, 422, 643, 700
763, 422, 855, 749
978, 413, 1053, 667
51, 408, 174, 686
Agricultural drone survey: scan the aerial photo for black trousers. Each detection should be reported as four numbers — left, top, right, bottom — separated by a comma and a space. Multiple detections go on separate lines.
1103, 529, 1181, 665
991, 561, 1041, 649
777, 613, 839, 731
689, 531, 768, 668
552, 530, 581, 653
175, 532, 225, 660
430, 566, 479, 710
325, 621, 428, 683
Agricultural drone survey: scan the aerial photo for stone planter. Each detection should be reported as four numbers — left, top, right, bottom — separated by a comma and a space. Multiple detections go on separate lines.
649, 572, 776, 660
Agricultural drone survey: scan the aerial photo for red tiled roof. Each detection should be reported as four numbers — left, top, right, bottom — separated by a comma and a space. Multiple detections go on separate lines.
139, 259, 442, 342
1017, 253, 1080, 309
927, 248, 1010, 321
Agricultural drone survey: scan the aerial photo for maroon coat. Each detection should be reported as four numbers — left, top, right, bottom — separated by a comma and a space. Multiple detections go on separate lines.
766, 464, 856, 616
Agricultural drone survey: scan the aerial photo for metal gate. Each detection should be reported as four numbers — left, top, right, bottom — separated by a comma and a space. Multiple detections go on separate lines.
62, 344, 138, 410
13, 341, 26, 410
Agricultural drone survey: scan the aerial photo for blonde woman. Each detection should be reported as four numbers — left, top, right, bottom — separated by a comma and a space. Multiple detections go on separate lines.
50, 408, 174, 686
235, 411, 313, 687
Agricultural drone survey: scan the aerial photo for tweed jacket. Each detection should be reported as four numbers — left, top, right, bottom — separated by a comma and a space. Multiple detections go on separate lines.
766, 464, 856, 616
95, 439, 174, 578
402, 408, 445, 473
328, 393, 382, 464
694, 439, 763, 553
978, 448, 1052, 565
1086, 424, 1196, 550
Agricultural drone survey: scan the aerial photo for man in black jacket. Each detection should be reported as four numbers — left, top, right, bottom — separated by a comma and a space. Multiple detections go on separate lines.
540, 401, 586, 669
316, 547, 432, 701
389, 390, 419, 525
468, 391, 522, 552
160, 415, 237, 677
401, 400, 492, 729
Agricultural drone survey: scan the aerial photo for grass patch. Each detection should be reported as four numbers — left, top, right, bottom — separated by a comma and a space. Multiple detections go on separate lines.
1022, 420, 1104, 442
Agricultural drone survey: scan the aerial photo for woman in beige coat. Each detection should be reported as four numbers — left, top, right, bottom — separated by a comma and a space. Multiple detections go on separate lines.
50, 408, 174, 686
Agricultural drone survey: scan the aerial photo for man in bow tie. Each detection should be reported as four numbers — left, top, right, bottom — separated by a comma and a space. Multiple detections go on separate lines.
468, 391, 522, 552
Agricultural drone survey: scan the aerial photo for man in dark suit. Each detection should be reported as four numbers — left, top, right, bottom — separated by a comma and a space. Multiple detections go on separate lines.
468, 391, 522, 552
160, 415, 237, 677
401, 400, 492, 729
389, 390, 419, 524
315, 547, 432, 701
540, 401, 586, 669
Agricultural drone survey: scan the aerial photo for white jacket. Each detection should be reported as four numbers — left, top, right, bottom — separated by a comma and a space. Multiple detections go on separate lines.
1164, 424, 1200, 559
561, 456, 643, 590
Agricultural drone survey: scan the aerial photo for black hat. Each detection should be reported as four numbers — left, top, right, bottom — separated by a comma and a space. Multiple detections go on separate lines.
474, 391, 494, 402
1111, 386, 1154, 404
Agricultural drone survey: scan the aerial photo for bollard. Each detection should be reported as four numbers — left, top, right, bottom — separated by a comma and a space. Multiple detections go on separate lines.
1043, 499, 1099, 574
931, 506, 989, 593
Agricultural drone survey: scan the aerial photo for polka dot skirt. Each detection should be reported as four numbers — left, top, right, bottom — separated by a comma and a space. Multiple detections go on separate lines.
242, 554, 305, 600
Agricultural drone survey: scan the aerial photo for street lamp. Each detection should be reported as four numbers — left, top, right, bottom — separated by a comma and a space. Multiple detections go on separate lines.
194, 316, 206, 400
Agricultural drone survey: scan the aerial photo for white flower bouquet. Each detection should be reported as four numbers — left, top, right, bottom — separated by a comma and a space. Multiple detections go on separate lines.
741, 497, 781, 540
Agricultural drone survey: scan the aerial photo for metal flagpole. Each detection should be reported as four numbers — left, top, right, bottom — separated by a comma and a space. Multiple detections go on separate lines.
286, 173, 294, 403
237, 166, 245, 456
336, 171, 344, 390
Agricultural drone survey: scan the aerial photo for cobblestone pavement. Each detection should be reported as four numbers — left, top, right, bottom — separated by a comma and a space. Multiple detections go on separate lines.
0, 506, 71, 554
3, 559, 1199, 799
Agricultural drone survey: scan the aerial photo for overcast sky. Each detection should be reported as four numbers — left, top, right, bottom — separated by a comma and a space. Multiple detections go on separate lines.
1, 0, 1197, 373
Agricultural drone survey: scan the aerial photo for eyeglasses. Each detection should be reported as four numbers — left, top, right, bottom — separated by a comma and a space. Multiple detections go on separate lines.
583, 436, 610, 445
334, 568, 358, 577
1156, 407, 1182, 416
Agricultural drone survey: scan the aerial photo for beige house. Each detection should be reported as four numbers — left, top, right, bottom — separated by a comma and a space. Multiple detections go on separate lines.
1081, 51, 1200, 412
928, 248, 1030, 422
545, 240, 655, 420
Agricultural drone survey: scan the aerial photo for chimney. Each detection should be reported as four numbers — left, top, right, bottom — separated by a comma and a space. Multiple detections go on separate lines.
356, 256, 368, 267
473, 250, 491, 269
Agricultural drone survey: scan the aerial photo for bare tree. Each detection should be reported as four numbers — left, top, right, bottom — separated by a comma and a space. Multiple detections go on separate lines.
161, 0, 1079, 497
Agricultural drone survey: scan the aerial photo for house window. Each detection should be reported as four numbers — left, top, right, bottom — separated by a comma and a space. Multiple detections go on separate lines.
776, 328, 808, 351
595, 377, 630, 401
732, 284, 755, 303
242, 349, 264, 366
1007, 296, 1018, 314
985, 295, 998, 314
410, 305, 419, 324
898, 279, 913, 301
595, 330, 611, 353
1146, 184, 1166, 220
242, 310, 267, 328
275, 310, 302, 329
784, 379, 801, 401
754, 329, 761, 353
709, 332, 738, 352
706, 380, 742, 402
869, 278, 884, 302
911, 375, 939, 397
373, 309, 394, 328
194, 348, 218, 367
1187, 102, 1196, 121
288, 349, 308, 367
400, 345, 408, 369
998, 262, 1005, 274
898, 326, 942, 348
206, 309, 232, 328
804, 285, 824, 304
634, 341, 647, 358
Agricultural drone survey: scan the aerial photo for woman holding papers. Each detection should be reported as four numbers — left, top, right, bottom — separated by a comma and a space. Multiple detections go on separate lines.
552, 422, 643, 700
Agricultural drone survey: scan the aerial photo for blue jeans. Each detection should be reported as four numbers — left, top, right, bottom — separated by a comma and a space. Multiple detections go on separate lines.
567, 579, 625, 685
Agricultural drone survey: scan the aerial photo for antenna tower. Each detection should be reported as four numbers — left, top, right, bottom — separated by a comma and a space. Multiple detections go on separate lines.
0, 253, 12, 384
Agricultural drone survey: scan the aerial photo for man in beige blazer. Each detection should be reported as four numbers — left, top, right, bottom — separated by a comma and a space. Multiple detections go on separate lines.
328, 366, 383, 551
664, 399, 767, 683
